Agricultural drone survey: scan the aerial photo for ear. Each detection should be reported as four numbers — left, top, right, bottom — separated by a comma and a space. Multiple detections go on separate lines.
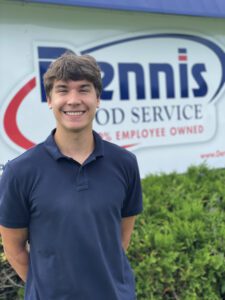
47, 97, 52, 109
96, 97, 100, 108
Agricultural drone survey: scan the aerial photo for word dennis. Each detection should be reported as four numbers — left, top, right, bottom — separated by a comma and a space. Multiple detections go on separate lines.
99, 48, 207, 101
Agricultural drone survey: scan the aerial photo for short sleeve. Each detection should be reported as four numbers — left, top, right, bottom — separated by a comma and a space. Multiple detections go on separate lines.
0, 163, 29, 228
121, 156, 143, 218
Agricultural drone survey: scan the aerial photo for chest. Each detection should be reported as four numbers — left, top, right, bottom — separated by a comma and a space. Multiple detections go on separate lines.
28, 160, 128, 224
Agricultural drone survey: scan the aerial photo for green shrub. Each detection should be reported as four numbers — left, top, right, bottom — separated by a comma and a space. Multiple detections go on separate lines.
128, 164, 225, 300
0, 238, 24, 300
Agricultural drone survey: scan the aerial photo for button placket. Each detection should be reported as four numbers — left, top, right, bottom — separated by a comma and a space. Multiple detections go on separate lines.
76, 165, 89, 191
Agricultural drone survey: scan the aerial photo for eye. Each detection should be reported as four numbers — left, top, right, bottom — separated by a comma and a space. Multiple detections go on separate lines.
80, 88, 90, 93
57, 89, 68, 94
79, 84, 92, 93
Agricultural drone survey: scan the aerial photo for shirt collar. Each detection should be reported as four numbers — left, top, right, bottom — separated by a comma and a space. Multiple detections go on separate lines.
92, 130, 105, 159
44, 129, 104, 161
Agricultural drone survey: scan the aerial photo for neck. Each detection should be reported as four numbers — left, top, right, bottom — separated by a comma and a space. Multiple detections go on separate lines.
54, 128, 95, 164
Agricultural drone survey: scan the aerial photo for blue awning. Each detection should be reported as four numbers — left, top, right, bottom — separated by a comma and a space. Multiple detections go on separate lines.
25, 0, 225, 19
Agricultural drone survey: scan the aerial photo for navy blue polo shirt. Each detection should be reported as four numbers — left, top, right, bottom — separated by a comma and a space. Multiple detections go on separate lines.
0, 130, 143, 300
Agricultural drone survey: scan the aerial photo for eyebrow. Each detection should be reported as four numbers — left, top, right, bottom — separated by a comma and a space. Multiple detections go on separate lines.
79, 83, 92, 88
54, 84, 68, 90
54, 83, 92, 90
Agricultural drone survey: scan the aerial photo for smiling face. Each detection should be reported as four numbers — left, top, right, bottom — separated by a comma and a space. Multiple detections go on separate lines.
47, 79, 100, 135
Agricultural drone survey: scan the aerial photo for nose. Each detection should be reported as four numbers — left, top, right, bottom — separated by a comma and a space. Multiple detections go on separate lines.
67, 90, 82, 105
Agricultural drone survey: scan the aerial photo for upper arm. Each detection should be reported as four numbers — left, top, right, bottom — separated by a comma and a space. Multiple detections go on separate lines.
0, 226, 28, 257
121, 155, 143, 218
121, 216, 136, 251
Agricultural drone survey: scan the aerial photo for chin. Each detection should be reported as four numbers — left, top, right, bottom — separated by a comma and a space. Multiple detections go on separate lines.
67, 126, 91, 133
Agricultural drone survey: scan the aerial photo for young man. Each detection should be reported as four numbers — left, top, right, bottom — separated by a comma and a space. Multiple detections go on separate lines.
0, 53, 143, 300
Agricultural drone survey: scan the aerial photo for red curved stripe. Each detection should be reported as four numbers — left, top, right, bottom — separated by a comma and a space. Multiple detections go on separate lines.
122, 143, 139, 148
4, 77, 36, 150
3, 77, 139, 151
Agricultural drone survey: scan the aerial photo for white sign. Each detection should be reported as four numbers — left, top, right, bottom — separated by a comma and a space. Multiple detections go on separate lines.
1, 2, 225, 176
1, 34, 225, 150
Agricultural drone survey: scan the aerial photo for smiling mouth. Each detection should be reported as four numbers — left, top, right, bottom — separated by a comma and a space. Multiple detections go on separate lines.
63, 111, 85, 116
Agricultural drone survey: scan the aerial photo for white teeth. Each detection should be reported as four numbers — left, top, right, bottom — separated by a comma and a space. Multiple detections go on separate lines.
65, 111, 83, 116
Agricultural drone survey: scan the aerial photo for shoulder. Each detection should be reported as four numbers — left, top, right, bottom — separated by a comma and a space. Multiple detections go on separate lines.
1, 142, 48, 197
4, 142, 45, 175
103, 141, 136, 160
103, 140, 137, 164
102, 140, 139, 178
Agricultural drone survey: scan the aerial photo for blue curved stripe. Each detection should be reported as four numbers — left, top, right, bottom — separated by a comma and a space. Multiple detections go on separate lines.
81, 34, 225, 103
27, 0, 225, 19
